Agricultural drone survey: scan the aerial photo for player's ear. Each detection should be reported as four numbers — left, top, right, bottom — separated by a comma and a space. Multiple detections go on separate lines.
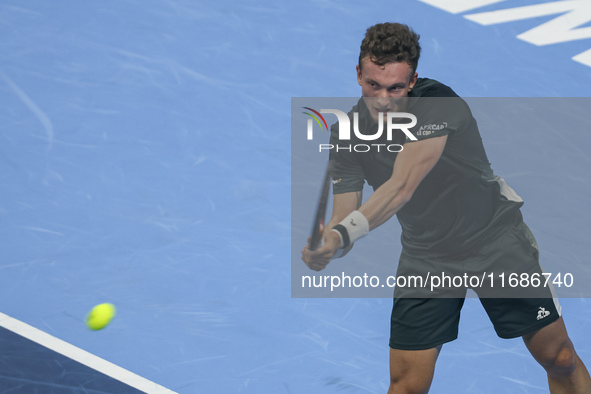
409, 72, 418, 91
356, 64, 362, 86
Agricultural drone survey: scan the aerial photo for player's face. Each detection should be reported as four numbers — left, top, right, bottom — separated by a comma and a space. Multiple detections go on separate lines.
357, 57, 417, 122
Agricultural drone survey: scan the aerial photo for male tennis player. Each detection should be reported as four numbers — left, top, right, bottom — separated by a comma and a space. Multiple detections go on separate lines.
301, 23, 591, 393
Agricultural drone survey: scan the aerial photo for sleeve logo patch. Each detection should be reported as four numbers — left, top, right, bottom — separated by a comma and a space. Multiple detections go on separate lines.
418, 122, 448, 136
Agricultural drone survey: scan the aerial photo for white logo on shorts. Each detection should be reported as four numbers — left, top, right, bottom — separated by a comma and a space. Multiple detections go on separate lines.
537, 307, 550, 320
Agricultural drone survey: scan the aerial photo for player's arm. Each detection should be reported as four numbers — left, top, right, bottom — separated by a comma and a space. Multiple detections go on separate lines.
360, 135, 447, 229
302, 190, 361, 271
325, 191, 362, 233
326, 135, 447, 253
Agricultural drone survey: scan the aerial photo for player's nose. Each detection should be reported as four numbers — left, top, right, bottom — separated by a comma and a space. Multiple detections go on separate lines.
375, 95, 390, 109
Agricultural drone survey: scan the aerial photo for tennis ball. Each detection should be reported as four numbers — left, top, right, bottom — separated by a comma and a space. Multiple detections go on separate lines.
86, 303, 116, 331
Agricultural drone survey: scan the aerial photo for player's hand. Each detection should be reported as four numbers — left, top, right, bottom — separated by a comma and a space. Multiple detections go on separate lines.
301, 230, 342, 271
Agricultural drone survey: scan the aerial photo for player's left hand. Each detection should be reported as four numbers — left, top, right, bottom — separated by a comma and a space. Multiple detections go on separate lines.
301, 230, 342, 271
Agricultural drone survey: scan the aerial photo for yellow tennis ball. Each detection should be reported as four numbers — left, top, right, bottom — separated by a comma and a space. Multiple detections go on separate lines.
86, 303, 116, 331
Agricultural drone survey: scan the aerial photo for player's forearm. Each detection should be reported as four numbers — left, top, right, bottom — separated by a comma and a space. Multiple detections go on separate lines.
330, 179, 411, 250
359, 179, 411, 230
330, 137, 446, 248
359, 137, 446, 230
326, 191, 362, 232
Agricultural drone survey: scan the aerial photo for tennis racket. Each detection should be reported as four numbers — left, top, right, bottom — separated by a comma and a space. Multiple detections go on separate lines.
309, 160, 334, 251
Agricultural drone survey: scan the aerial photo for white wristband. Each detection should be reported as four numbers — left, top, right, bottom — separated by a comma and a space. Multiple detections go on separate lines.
331, 210, 369, 248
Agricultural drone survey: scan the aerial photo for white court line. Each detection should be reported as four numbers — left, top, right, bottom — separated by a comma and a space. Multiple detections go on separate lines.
0, 312, 178, 394
0, 71, 55, 152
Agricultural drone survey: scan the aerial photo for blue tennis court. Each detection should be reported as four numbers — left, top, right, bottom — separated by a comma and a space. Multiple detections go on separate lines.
1, 0, 590, 392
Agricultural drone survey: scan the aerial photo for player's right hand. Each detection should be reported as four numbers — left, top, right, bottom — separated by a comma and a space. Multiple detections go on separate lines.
301, 230, 342, 271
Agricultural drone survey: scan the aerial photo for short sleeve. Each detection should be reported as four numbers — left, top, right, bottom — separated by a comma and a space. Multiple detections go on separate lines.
328, 122, 366, 194
405, 97, 468, 142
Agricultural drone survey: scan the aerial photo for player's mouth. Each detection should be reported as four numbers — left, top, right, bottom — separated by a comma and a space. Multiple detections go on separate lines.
374, 108, 391, 114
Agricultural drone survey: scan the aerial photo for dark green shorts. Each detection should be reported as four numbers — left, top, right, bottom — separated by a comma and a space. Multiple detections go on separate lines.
389, 220, 562, 350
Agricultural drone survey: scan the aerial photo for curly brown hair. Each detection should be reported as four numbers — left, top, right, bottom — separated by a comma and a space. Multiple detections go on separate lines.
359, 23, 421, 73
